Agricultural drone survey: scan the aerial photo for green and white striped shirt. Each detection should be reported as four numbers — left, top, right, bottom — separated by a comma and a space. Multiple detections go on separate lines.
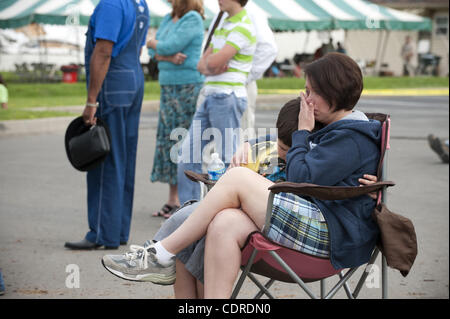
0, 84, 8, 104
205, 9, 256, 98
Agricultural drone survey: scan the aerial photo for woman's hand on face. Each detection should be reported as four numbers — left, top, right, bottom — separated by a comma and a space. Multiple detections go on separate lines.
359, 174, 378, 200
298, 92, 315, 132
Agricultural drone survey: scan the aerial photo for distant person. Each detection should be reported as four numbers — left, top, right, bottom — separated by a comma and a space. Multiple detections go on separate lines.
293, 62, 302, 78
314, 44, 326, 60
268, 62, 282, 77
428, 134, 449, 164
0, 269, 4, 296
64, 0, 150, 250
401, 35, 415, 76
336, 42, 346, 54
146, 0, 205, 219
323, 38, 335, 54
0, 74, 8, 109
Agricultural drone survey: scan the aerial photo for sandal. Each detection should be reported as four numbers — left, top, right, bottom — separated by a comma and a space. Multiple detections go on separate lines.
163, 204, 180, 219
152, 204, 179, 218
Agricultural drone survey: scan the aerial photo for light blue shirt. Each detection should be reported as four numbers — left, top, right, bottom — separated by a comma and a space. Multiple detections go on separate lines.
149, 11, 205, 85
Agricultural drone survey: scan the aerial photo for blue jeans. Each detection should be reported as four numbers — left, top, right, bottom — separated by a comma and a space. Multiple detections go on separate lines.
0, 269, 5, 293
85, 87, 143, 247
177, 92, 247, 204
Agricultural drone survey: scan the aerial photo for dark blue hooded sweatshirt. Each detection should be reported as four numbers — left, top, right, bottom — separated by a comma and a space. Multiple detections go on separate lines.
286, 118, 381, 270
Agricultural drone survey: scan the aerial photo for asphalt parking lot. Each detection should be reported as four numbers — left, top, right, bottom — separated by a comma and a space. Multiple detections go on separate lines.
0, 95, 448, 300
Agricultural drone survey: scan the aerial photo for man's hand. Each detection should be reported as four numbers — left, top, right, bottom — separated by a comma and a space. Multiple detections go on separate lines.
82, 105, 97, 126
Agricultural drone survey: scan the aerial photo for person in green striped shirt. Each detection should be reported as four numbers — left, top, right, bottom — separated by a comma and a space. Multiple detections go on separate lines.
0, 74, 8, 110
177, 0, 257, 204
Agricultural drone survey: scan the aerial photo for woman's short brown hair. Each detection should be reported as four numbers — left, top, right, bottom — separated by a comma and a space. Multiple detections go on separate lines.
172, 0, 205, 19
303, 52, 363, 112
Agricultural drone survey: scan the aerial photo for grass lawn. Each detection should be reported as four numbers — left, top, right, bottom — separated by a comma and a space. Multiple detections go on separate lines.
256, 76, 449, 91
6, 81, 160, 109
0, 108, 75, 120
1, 76, 448, 121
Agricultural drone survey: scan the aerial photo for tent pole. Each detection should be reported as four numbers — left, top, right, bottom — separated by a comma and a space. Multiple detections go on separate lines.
377, 30, 391, 76
344, 29, 347, 46
374, 30, 384, 76
303, 30, 310, 53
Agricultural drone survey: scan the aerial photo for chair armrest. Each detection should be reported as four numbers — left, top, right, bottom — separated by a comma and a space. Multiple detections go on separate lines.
184, 170, 216, 186
268, 181, 395, 200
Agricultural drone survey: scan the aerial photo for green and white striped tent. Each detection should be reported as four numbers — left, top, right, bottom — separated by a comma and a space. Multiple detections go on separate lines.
0, 0, 432, 31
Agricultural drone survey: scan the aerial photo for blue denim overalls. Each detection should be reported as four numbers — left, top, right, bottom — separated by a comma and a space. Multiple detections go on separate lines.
84, 0, 149, 247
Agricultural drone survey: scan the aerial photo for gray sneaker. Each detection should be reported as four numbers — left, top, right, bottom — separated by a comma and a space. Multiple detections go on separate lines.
102, 241, 176, 285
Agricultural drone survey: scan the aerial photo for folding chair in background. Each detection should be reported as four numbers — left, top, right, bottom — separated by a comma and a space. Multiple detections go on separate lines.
186, 113, 398, 299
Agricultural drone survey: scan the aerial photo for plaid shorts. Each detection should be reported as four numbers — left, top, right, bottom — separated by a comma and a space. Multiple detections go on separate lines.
267, 192, 330, 258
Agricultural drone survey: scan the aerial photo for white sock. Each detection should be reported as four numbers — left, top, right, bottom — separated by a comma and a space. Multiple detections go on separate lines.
153, 241, 175, 266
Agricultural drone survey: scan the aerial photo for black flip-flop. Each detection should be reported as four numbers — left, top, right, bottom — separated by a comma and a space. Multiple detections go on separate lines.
163, 205, 180, 219
152, 204, 178, 218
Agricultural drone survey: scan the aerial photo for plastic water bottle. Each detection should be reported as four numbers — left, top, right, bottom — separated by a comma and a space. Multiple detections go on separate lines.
207, 153, 226, 181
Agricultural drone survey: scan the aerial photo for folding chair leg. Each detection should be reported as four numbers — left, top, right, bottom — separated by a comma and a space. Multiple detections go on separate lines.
320, 279, 326, 299
353, 248, 380, 298
247, 274, 275, 299
339, 272, 355, 299
231, 248, 258, 299
324, 267, 358, 299
382, 255, 388, 299
268, 251, 318, 299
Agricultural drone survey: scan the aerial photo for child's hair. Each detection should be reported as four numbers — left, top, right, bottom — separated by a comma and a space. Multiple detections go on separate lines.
237, 0, 248, 6
276, 97, 324, 147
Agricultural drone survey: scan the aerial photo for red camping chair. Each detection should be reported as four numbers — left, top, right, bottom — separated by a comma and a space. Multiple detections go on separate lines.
185, 113, 394, 299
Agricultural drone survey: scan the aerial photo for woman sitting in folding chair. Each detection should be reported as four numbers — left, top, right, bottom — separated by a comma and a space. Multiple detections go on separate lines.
102, 53, 382, 298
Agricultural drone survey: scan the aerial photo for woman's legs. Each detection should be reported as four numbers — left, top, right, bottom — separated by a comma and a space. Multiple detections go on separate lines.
174, 259, 202, 299
204, 209, 259, 298
168, 184, 180, 207
161, 167, 273, 256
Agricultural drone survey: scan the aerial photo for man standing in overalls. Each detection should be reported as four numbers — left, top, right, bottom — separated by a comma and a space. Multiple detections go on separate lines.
65, 0, 150, 250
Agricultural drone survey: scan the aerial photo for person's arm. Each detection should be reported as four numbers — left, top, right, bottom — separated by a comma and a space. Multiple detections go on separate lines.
0, 85, 7, 109
229, 134, 274, 169
247, 14, 278, 82
154, 53, 187, 65
229, 142, 251, 169
197, 45, 234, 75
286, 94, 363, 185
359, 174, 378, 199
150, 13, 202, 57
82, 39, 114, 125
